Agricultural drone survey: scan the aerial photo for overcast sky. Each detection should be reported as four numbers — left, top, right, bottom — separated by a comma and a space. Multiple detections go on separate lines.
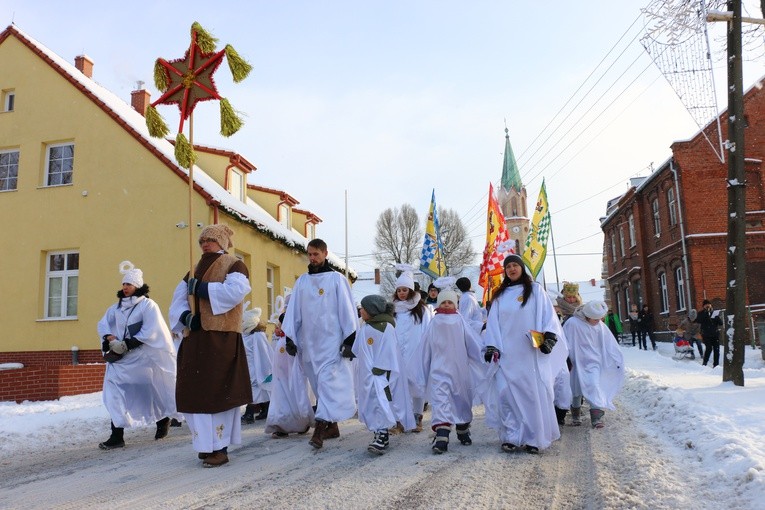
5, 1, 765, 282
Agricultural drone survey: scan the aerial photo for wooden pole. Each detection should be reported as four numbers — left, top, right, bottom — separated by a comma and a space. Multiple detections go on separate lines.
187, 113, 196, 314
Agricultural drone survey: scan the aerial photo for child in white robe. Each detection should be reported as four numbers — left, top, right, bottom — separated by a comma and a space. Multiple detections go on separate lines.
563, 300, 625, 428
353, 295, 409, 455
412, 288, 484, 454
265, 312, 315, 437
241, 303, 273, 423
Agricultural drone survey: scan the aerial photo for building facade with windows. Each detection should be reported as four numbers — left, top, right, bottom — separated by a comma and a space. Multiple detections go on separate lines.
601, 79, 765, 338
0, 25, 351, 399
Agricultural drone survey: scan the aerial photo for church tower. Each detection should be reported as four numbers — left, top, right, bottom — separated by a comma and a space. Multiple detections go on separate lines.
497, 127, 529, 254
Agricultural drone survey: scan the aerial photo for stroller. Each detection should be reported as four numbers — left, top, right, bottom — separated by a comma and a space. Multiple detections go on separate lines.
673, 334, 695, 360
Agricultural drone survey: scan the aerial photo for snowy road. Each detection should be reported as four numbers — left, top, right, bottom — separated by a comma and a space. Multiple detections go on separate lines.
0, 399, 715, 510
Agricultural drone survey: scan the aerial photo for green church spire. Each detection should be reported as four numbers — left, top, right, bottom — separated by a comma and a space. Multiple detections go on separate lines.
500, 127, 522, 192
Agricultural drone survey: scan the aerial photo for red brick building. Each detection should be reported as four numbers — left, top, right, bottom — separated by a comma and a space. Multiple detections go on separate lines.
601, 79, 765, 338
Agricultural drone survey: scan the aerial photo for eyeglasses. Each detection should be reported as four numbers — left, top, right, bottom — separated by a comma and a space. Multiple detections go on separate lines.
198, 238, 217, 245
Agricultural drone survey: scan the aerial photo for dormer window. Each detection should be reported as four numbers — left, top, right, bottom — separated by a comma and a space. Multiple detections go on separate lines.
278, 203, 290, 227
228, 168, 245, 201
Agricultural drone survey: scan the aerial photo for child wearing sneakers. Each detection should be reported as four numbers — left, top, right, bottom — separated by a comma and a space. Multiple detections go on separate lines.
562, 300, 625, 428
353, 295, 412, 455
412, 278, 484, 454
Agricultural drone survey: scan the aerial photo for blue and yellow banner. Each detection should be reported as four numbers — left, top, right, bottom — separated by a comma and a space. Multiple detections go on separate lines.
419, 189, 446, 278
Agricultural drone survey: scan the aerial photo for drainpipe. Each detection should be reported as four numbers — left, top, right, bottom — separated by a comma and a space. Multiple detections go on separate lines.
670, 159, 693, 309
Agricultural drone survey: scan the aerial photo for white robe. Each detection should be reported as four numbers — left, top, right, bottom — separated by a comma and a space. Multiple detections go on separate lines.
394, 304, 433, 407
265, 334, 315, 434
243, 330, 273, 404
563, 315, 625, 410
281, 270, 357, 422
97, 296, 177, 428
459, 290, 484, 333
352, 322, 409, 432
412, 312, 484, 427
483, 282, 562, 450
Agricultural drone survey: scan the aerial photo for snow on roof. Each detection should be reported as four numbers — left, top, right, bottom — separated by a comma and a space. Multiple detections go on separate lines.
7, 25, 355, 278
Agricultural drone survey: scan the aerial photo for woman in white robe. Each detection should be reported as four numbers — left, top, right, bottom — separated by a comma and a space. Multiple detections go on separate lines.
483, 254, 563, 454
563, 300, 625, 428
241, 304, 273, 422
97, 262, 177, 449
391, 269, 433, 432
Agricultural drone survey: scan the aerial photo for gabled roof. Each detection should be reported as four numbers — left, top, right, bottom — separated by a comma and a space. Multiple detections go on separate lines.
247, 184, 299, 206
192, 144, 257, 173
0, 24, 354, 277
293, 208, 322, 223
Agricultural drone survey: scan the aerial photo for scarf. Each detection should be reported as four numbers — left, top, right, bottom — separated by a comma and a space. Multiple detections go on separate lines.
366, 313, 396, 333
394, 296, 419, 314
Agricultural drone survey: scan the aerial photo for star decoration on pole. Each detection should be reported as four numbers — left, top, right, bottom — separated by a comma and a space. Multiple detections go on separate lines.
145, 22, 252, 167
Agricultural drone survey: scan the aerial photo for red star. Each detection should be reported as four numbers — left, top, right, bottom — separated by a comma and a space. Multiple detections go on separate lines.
152, 32, 225, 133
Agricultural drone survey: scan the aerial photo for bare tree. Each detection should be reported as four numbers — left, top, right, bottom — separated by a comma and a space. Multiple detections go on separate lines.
373, 204, 422, 295
438, 206, 477, 275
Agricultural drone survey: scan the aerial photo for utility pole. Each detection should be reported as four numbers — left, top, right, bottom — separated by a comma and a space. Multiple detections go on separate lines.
723, 0, 746, 386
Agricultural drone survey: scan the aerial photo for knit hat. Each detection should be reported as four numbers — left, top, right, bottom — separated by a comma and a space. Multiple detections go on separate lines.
394, 263, 416, 291
562, 281, 580, 298
361, 295, 388, 317
436, 289, 459, 308
199, 224, 234, 251
582, 300, 608, 320
241, 301, 262, 331
503, 254, 524, 267
119, 260, 144, 288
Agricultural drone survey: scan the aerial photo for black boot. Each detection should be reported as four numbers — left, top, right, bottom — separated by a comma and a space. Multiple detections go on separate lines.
241, 404, 257, 424
255, 401, 270, 420
155, 417, 170, 440
555, 407, 568, 426
456, 423, 472, 445
99, 422, 125, 450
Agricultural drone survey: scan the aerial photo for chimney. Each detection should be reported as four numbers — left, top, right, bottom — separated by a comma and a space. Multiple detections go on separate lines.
74, 55, 94, 78
131, 81, 151, 116
374, 268, 380, 285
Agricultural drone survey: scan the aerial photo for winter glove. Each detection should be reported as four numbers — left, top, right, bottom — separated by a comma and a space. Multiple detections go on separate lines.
187, 278, 210, 299
539, 332, 557, 354
484, 346, 500, 363
124, 338, 143, 350
285, 337, 297, 356
101, 336, 112, 352
109, 339, 128, 355
180, 310, 202, 331
341, 344, 356, 360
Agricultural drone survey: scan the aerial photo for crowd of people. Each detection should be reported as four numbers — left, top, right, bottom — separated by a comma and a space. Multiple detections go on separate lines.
98, 230, 633, 467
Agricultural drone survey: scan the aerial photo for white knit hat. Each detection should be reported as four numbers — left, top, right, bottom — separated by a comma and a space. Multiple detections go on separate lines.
394, 263, 416, 291
436, 289, 459, 308
119, 260, 143, 288
583, 300, 608, 320
241, 301, 262, 331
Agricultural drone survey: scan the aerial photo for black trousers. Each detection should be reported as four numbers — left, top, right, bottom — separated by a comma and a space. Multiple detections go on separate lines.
630, 330, 638, 346
702, 337, 720, 367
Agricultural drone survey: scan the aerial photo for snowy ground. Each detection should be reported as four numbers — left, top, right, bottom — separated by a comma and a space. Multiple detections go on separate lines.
1, 342, 763, 509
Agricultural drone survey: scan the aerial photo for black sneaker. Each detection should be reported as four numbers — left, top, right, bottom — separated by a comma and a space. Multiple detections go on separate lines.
155, 417, 170, 440
457, 431, 472, 445
368, 431, 389, 455
501, 443, 517, 453
524, 445, 539, 454
431, 439, 448, 454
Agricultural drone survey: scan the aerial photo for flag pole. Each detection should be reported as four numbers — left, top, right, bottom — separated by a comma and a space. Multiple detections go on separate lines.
549, 211, 561, 293
187, 113, 195, 314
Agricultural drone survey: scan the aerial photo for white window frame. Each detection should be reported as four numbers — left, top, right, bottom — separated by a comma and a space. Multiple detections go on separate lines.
45, 142, 75, 187
305, 222, 315, 240
628, 214, 636, 247
658, 272, 669, 313
0, 149, 19, 191
45, 250, 79, 319
667, 187, 677, 226
3, 90, 14, 112
228, 168, 245, 201
675, 267, 686, 311
266, 265, 275, 320
619, 226, 626, 257
652, 198, 661, 236
610, 233, 616, 262
624, 287, 631, 317
278, 203, 290, 228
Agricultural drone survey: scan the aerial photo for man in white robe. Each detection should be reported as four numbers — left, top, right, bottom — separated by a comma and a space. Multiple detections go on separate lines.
563, 300, 625, 428
281, 239, 357, 449
456, 277, 484, 333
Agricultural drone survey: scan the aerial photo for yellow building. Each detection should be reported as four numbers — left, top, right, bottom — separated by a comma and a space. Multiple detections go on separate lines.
0, 24, 353, 372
